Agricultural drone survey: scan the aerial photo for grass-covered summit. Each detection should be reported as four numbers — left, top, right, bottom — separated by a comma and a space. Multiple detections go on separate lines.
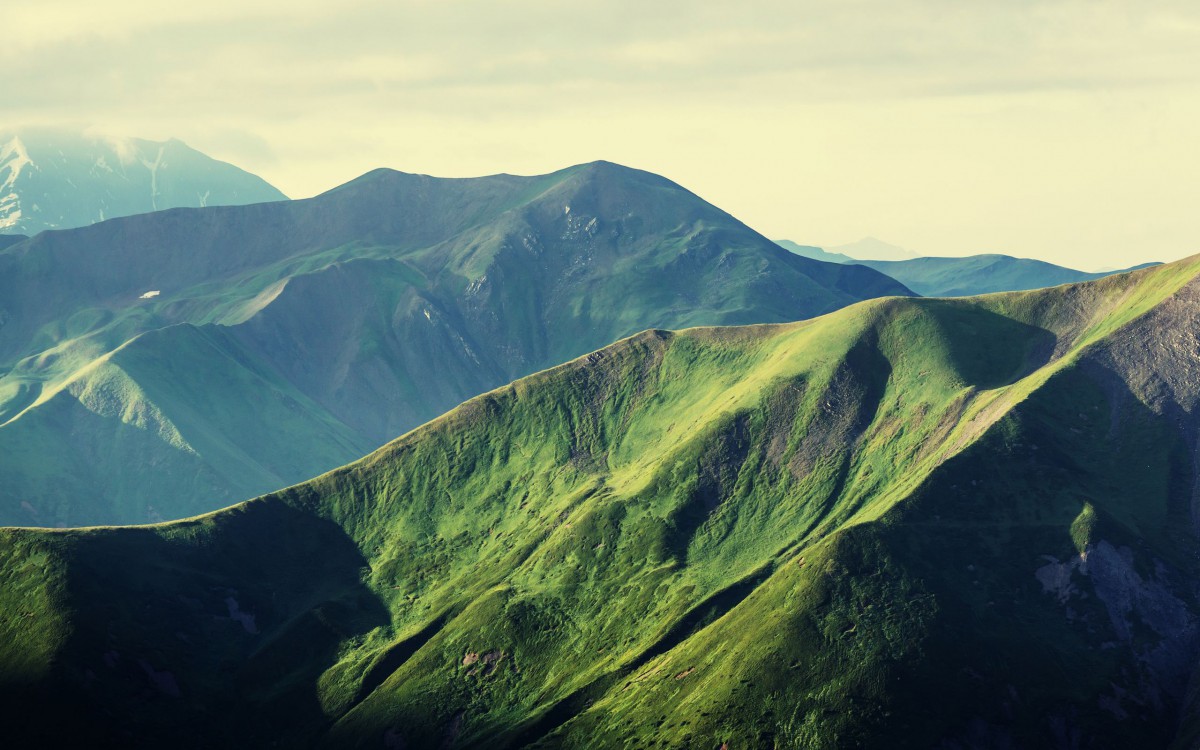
0, 161, 908, 526
3, 256, 1199, 747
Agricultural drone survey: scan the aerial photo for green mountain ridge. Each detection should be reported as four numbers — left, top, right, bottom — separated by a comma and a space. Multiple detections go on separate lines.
0, 161, 911, 526
3, 256, 1200, 747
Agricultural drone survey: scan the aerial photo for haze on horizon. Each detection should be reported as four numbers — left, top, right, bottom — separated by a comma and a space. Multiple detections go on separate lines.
5, 0, 1200, 270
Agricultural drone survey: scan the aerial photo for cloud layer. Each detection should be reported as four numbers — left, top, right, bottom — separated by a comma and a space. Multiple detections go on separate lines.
5, 0, 1200, 267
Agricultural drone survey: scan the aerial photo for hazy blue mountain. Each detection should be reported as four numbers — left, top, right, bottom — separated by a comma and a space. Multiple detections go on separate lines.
0, 160, 911, 526
853, 254, 1159, 297
777, 237, 1161, 297
829, 236, 919, 260
774, 239, 853, 263
0, 130, 287, 234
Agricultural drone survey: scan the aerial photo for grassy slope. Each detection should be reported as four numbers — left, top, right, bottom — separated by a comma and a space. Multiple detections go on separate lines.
0, 324, 371, 525
0, 162, 910, 526
3, 259, 1199, 746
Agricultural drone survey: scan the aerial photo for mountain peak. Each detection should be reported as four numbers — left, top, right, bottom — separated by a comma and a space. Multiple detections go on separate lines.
830, 236, 920, 261
0, 129, 287, 233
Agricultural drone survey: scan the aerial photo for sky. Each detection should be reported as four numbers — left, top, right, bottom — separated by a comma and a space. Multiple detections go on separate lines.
4, 0, 1200, 269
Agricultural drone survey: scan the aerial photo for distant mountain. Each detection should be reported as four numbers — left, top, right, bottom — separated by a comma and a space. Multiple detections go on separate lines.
0, 234, 25, 250
0, 130, 287, 234
4, 258, 1200, 748
853, 254, 1158, 297
829, 235, 919, 261
775, 239, 1159, 297
0, 160, 910, 526
774, 239, 853, 263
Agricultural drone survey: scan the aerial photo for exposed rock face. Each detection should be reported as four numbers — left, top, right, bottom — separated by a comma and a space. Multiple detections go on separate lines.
1037, 540, 1199, 716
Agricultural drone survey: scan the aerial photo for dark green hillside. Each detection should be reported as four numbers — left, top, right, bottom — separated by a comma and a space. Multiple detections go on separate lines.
0, 161, 910, 525
3, 257, 1199, 747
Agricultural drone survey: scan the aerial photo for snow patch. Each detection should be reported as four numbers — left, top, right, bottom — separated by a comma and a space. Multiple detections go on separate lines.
140, 145, 165, 210
0, 202, 20, 230
0, 136, 33, 229
0, 136, 33, 191
139, 290, 161, 299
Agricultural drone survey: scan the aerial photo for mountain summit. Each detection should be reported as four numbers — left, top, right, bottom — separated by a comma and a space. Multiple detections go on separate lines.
827, 236, 919, 261
0, 130, 286, 234
0, 160, 910, 526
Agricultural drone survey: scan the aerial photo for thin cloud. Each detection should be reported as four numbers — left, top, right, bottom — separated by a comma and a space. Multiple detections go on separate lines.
3, 0, 1200, 268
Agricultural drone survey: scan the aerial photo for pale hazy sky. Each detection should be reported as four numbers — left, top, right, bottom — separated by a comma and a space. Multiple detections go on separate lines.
5, 0, 1200, 269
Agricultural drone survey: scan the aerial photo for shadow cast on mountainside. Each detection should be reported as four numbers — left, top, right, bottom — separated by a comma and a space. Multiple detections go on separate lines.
344, 611, 451, 711
16, 499, 392, 748
877, 359, 1200, 748
916, 300, 1057, 390
501, 565, 776, 750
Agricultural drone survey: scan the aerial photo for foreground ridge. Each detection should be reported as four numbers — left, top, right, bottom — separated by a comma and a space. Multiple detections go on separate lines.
2, 257, 1200, 747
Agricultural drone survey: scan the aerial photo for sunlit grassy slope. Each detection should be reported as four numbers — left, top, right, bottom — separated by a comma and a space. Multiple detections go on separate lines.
4, 258, 1200, 748
0, 161, 910, 526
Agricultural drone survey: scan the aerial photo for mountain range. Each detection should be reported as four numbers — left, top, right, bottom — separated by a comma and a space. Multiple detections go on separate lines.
0, 130, 286, 234
0, 160, 910, 526
4, 254, 1199, 747
845, 254, 1160, 297
779, 240, 1157, 297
